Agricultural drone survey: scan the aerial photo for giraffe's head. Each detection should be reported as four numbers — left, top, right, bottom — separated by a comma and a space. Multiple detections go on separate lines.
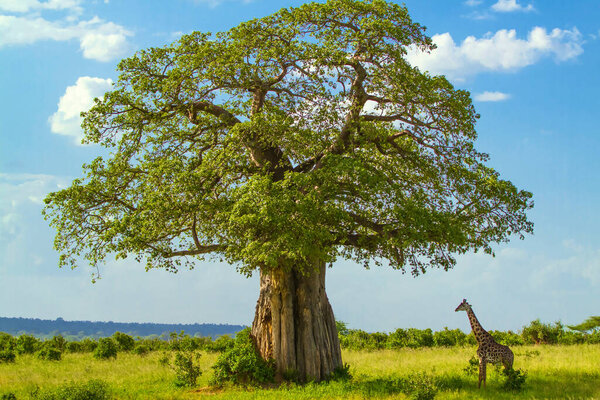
455, 298, 472, 312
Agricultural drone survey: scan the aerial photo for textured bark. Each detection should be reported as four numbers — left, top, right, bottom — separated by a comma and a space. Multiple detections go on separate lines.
251, 261, 342, 382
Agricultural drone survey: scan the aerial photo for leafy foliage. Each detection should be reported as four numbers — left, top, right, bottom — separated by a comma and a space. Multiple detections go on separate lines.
404, 372, 438, 400
0, 349, 16, 363
93, 338, 118, 360
36, 344, 62, 361
210, 328, 275, 386
171, 351, 202, 387
29, 379, 111, 400
501, 368, 527, 392
521, 320, 565, 344
568, 316, 600, 333
133, 344, 150, 356
0, 333, 15, 352
16, 334, 40, 354
43, 0, 532, 281
112, 332, 135, 352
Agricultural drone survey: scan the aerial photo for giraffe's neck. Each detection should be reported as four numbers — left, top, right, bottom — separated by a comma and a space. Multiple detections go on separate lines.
466, 308, 489, 343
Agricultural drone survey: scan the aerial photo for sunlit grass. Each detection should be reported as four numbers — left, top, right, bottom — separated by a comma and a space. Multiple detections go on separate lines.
1, 345, 599, 399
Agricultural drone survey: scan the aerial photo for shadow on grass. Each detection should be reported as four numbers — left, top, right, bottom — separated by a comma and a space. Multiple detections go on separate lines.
191, 370, 600, 399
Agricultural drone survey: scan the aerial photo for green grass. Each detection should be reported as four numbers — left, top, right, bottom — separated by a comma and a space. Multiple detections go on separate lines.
1, 345, 599, 399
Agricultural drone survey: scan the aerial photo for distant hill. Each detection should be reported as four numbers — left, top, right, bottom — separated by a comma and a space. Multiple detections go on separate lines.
0, 316, 246, 339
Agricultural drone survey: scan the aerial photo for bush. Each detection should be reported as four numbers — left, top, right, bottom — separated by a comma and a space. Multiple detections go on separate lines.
328, 363, 352, 382
387, 328, 433, 349
66, 342, 82, 353
1, 393, 17, 400
463, 356, 479, 376
79, 338, 98, 353
502, 368, 527, 392
208, 334, 235, 352
433, 328, 467, 347
0, 333, 15, 352
16, 334, 40, 354
404, 372, 438, 400
133, 344, 150, 356
0, 349, 16, 363
172, 351, 202, 387
37, 345, 62, 361
93, 338, 117, 360
48, 335, 66, 352
30, 379, 110, 400
342, 329, 387, 351
210, 328, 275, 386
112, 332, 135, 352
490, 330, 524, 346
522, 320, 562, 344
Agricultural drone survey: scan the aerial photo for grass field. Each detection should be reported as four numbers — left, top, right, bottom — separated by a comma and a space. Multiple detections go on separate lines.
1, 345, 599, 399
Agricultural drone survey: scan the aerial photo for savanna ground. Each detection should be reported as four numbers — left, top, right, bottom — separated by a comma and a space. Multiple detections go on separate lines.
1, 345, 599, 399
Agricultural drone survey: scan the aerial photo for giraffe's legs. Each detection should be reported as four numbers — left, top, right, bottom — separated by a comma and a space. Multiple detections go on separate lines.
478, 358, 487, 389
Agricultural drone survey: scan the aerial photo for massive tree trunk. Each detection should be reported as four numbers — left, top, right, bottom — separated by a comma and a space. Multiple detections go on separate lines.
251, 261, 342, 382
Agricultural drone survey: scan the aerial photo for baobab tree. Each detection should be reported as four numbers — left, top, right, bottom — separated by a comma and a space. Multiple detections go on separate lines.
44, 0, 533, 382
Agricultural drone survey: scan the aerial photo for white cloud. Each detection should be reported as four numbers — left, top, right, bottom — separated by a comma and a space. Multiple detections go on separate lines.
77, 18, 132, 62
0, 0, 82, 13
474, 91, 511, 102
491, 0, 534, 13
407, 27, 583, 81
0, 7, 132, 62
193, 0, 252, 8
0, 173, 66, 242
49, 76, 113, 144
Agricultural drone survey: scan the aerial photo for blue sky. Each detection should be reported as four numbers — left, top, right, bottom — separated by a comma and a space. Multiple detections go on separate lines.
1, 0, 599, 334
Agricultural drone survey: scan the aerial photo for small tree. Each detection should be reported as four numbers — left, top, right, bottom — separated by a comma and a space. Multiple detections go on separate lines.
568, 316, 600, 333
112, 332, 135, 352
94, 338, 118, 360
16, 334, 40, 354
43, 0, 533, 382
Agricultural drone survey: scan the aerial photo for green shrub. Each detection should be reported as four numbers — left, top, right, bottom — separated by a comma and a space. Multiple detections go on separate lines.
48, 335, 66, 352
463, 356, 479, 376
158, 352, 170, 366
208, 334, 235, 352
93, 338, 117, 360
30, 379, 111, 400
133, 344, 149, 356
433, 328, 467, 347
66, 342, 82, 353
16, 334, 40, 354
0, 333, 15, 352
1, 393, 17, 400
502, 368, 527, 391
112, 332, 135, 352
521, 320, 562, 344
328, 363, 352, 382
79, 338, 98, 353
404, 372, 438, 400
490, 330, 524, 346
172, 351, 202, 387
0, 349, 16, 363
210, 328, 274, 386
336, 320, 349, 336
387, 328, 433, 349
179, 336, 199, 352
37, 345, 62, 361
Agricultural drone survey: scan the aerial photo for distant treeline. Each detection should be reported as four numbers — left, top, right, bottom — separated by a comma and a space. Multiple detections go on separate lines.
337, 319, 600, 351
0, 317, 245, 340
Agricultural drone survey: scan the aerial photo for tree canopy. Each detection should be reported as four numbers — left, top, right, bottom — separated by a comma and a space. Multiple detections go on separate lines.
43, 0, 533, 281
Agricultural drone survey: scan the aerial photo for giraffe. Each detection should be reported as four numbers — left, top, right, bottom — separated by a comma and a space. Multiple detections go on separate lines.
455, 299, 514, 388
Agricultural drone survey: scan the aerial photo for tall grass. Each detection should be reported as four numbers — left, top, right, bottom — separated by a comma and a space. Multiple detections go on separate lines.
1, 345, 599, 399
